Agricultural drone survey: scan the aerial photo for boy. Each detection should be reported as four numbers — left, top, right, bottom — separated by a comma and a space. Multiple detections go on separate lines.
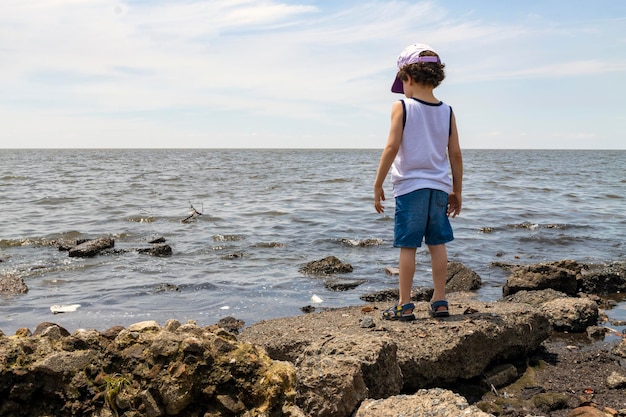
374, 43, 463, 320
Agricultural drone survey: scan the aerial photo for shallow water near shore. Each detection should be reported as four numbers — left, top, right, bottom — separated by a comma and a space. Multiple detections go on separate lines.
0, 149, 625, 335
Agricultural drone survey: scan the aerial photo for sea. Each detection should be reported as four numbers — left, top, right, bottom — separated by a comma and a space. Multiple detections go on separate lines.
1, 149, 625, 336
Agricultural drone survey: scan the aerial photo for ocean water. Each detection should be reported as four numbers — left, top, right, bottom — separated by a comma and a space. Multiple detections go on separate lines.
0, 149, 624, 335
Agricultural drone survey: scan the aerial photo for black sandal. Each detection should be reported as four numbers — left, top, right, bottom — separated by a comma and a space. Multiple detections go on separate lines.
430, 300, 450, 318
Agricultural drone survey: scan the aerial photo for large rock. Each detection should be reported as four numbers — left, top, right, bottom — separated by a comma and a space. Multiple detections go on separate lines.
539, 297, 599, 332
502, 261, 579, 296
498, 260, 626, 296
0, 320, 302, 416
504, 289, 599, 333
239, 292, 552, 417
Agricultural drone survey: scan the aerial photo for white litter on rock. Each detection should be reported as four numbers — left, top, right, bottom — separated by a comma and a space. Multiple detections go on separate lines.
311, 294, 323, 303
50, 304, 81, 314
220, 306, 230, 310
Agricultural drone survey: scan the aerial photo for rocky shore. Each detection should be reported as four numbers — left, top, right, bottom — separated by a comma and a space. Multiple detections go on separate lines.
1, 259, 625, 416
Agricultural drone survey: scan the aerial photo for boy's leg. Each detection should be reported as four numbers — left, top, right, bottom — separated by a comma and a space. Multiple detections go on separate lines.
428, 244, 448, 306
398, 247, 416, 305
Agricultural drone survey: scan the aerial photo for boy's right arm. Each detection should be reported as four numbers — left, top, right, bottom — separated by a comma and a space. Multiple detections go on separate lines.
374, 101, 404, 213
447, 111, 463, 218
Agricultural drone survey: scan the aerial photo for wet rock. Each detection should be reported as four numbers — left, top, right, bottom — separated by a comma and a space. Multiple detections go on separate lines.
324, 278, 367, 291
0, 274, 28, 294
137, 244, 172, 257
301, 305, 316, 313
32, 322, 71, 338
502, 262, 579, 296
152, 283, 180, 293
299, 256, 353, 276
578, 261, 626, 294
216, 316, 245, 335
446, 261, 482, 291
68, 236, 115, 257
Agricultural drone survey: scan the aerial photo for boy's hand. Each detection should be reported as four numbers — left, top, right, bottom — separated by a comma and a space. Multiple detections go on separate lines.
447, 193, 462, 218
374, 186, 385, 213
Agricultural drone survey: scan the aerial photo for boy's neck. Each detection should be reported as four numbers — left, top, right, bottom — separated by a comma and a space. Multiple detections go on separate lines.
406, 83, 439, 103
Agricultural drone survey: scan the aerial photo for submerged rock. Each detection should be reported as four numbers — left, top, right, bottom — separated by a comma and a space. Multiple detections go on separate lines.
324, 278, 367, 291
68, 236, 115, 258
299, 256, 353, 276
0, 274, 28, 294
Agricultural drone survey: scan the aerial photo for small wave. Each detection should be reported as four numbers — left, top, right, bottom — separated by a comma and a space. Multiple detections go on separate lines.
0, 237, 64, 248
1, 175, 30, 181
33, 196, 78, 205
518, 235, 585, 245
322, 178, 351, 183
506, 222, 580, 230
126, 216, 155, 223
242, 210, 287, 217
253, 242, 286, 248
213, 234, 246, 242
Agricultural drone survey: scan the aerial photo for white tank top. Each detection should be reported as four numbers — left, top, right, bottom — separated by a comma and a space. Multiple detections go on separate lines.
391, 98, 452, 197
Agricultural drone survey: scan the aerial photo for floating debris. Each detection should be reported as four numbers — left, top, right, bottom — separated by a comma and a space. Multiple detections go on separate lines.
310, 294, 323, 303
50, 304, 81, 314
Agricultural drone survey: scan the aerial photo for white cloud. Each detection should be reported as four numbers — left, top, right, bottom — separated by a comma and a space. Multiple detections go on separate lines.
1, 0, 625, 149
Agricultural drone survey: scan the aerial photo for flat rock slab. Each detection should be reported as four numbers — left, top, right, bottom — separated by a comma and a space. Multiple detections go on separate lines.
240, 292, 552, 417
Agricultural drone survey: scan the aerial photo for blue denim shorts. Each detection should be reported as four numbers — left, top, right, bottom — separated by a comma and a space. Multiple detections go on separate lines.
394, 188, 454, 248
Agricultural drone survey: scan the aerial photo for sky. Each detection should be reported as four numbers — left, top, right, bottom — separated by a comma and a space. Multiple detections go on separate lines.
1, 0, 625, 149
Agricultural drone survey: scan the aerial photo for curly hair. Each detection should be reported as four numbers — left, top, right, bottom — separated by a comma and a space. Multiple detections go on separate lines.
396, 50, 446, 88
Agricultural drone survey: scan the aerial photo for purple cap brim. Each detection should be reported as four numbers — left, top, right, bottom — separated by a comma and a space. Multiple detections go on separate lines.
391, 77, 403, 94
